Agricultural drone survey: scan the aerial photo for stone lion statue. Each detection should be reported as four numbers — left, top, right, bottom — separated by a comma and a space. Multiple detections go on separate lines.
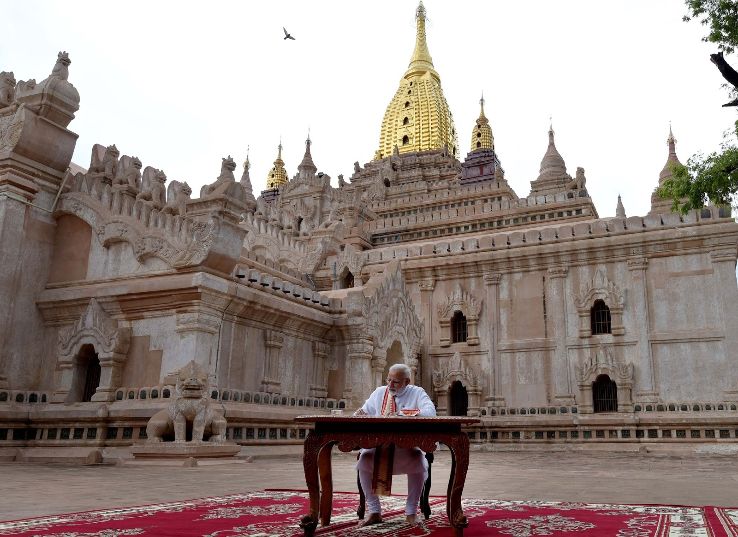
113, 156, 142, 190
0, 71, 16, 108
145, 360, 226, 443
162, 180, 191, 216
137, 166, 166, 208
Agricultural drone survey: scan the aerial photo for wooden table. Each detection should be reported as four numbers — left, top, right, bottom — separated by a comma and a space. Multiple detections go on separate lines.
295, 415, 480, 536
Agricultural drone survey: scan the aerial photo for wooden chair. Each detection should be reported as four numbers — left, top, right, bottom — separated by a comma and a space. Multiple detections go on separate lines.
357, 452, 434, 520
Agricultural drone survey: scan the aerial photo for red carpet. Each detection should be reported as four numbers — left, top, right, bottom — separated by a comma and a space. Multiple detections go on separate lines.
1, 491, 736, 536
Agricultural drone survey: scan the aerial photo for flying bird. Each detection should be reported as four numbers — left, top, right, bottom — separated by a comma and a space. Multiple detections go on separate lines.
283, 27, 295, 40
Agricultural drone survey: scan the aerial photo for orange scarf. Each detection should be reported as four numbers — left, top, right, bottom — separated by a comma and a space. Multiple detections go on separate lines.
373, 387, 396, 495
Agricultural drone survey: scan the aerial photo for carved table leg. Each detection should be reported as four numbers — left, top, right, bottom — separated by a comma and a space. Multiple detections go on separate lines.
442, 434, 470, 537
420, 452, 433, 519
318, 442, 335, 526
299, 432, 323, 536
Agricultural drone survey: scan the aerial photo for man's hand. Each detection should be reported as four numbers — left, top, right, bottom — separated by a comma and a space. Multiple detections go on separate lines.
353, 408, 367, 416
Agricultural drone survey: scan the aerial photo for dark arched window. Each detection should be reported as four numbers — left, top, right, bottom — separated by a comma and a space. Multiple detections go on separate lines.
449, 380, 468, 416
593, 374, 618, 412
451, 311, 468, 343
476, 142, 481, 148
403, 117, 409, 125
402, 135, 410, 145
342, 270, 354, 289
80, 345, 101, 403
404, 101, 410, 108
591, 300, 611, 335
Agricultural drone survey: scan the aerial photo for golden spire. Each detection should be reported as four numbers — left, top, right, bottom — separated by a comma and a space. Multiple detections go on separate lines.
266, 140, 288, 189
471, 93, 494, 152
404, 1, 438, 81
374, 1, 457, 160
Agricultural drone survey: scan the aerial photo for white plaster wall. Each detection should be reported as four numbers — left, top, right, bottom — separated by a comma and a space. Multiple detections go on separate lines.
499, 350, 550, 407
648, 254, 719, 333
653, 341, 727, 400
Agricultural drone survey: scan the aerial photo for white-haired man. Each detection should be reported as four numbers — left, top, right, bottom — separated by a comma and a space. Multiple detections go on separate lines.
354, 363, 436, 526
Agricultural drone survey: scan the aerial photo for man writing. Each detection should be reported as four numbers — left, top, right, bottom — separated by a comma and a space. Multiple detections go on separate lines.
354, 363, 436, 526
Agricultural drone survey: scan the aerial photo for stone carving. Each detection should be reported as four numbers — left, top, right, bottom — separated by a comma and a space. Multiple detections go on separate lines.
58, 175, 214, 268
437, 283, 482, 346
0, 103, 24, 152
437, 284, 482, 319
201, 156, 238, 198
334, 244, 365, 287
58, 298, 130, 359
575, 344, 634, 413
362, 261, 424, 361
88, 144, 119, 182
567, 167, 587, 191
576, 344, 633, 385
51, 51, 71, 80
113, 156, 142, 189
162, 180, 191, 216
145, 361, 227, 443
575, 268, 625, 337
137, 166, 166, 208
431, 351, 483, 416
53, 298, 131, 403
0, 71, 16, 107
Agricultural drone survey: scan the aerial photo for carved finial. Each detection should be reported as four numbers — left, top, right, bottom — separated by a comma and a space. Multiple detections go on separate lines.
52, 51, 71, 80
616, 194, 626, 218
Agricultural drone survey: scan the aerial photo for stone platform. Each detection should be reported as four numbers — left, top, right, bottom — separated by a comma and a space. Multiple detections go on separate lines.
130, 442, 241, 459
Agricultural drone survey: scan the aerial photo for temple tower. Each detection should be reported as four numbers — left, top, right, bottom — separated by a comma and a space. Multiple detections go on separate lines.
649, 126, 684, 214
375, 1, 458, 160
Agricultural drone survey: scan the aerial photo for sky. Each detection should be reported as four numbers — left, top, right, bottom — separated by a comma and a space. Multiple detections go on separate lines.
2, 0, 736, 218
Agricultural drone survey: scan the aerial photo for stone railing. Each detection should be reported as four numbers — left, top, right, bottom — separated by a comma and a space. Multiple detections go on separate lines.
369, 182, 588, 215
240, 212, 306, 255
0, 391, 50, 404
111, 385, 347, 409
366, 194, 592, 235
479, 400, 738, 417
239, 268, 336, 312
239, 251, 312, 286
362, 207, 730, 266
65, 174, 197, 244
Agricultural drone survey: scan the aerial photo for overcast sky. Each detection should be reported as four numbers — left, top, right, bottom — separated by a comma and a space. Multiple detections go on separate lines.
2, 0, 735, 218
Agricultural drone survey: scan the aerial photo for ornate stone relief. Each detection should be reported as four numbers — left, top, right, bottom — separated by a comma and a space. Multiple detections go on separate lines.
431, 351, 483, 416
575, 268, 625, 337
575, 344, 634, 413
437, 283, 482, 346
363, 262, 424, 360
56, 161, 219, 269
54, 298, 131, 403
333, 244, 365, 288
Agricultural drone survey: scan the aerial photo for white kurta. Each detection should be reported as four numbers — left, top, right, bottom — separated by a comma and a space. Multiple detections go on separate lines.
357, 384, 436, 474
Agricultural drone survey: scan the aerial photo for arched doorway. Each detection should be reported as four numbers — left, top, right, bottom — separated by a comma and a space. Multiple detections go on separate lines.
449, 380, 468, 416
593, 374, 618, 412
74, 344, 101, 402
342, 270, 354, 289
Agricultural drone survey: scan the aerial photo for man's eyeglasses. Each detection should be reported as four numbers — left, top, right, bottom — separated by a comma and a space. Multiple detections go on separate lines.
386, 378, 405, 385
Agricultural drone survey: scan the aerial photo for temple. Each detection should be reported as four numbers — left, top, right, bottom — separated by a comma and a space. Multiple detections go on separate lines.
0, 4, 737, 461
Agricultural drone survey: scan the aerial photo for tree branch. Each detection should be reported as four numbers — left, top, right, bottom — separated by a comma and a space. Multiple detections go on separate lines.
710, 52, 738, 85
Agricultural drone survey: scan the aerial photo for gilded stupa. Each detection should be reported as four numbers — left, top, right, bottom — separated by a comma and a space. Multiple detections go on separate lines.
266, 142, 289, 189
470, 95, 494, 152
375, 1, 458, 160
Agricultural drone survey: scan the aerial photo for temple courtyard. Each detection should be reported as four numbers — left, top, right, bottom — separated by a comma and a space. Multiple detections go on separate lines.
2, 448, 737, 521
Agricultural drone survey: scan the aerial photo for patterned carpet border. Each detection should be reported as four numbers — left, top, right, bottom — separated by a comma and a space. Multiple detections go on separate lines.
0, 491, 736, 536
